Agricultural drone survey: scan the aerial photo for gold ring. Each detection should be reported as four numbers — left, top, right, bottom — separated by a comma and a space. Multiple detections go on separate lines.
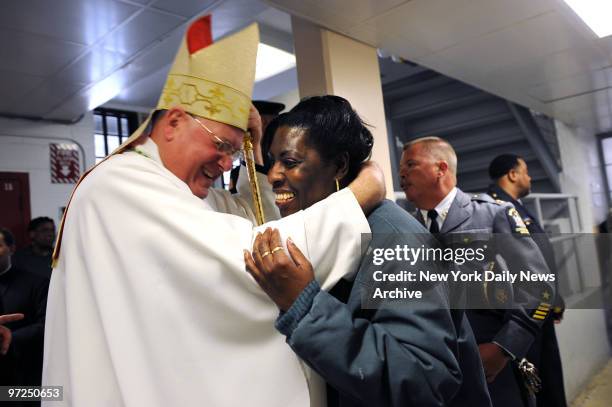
271, 246, 283, 254
261, 251, 271, 258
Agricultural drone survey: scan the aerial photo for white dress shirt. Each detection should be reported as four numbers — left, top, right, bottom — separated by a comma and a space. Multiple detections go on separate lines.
419, 187, 457, 231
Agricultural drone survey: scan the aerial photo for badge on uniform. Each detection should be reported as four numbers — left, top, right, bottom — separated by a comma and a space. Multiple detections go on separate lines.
507, 207, 530, 235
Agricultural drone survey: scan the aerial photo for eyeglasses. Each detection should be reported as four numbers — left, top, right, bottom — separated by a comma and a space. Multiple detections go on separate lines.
192, 116, 242, 161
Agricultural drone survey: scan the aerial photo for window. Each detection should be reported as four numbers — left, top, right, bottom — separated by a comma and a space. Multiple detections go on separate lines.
94, 109, 138, 163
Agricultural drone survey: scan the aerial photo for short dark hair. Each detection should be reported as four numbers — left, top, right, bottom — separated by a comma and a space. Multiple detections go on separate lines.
0, 228, 15, 246
488, 154, 522, 180
28, 217, 55, 232
263, 95, 373, 182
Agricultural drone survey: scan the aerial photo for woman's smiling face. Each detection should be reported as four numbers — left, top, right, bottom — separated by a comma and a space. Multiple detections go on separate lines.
267, 126, 338, 217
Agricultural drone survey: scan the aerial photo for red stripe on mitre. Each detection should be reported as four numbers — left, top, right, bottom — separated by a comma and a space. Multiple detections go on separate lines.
187, 15, 213, 55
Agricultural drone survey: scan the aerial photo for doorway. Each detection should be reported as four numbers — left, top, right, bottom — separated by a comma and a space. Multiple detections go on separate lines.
0, 172, 31, 249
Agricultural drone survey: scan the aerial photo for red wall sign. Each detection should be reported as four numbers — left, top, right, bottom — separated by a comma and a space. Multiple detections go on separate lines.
50, 143, 80, 184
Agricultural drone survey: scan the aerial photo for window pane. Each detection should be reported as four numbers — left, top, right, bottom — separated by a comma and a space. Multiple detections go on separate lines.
107, 135, 120, 153
121, 117, 129, 136
95, 134, 106, 157
603, 137, 612, 165
94, 114, 103, 133
106, 116, 119, 135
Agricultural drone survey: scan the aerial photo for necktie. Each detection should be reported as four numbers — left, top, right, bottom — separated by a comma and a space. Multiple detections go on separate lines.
428, 209, 439, 233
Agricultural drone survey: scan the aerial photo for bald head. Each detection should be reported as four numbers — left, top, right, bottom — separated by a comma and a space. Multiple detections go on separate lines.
399, 136, 457, 209
403, 136, 458, 175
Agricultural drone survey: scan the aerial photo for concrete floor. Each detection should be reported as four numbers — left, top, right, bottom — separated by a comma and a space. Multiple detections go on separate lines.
571, 359, 612, 407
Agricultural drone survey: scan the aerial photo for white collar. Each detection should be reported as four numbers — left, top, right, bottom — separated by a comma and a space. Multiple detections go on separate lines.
419, 187, 457, 224
133, 137, 163, 165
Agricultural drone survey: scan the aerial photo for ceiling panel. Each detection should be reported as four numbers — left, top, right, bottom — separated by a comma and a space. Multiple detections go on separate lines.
0, 0, 139, 45
208, 0, 268, 37
0, 71, 46, 112
0, 28, 85, 77
494, 46, 612, 89
267, 0, 356, 32
55, 48, 129, 84
433, 11, 588, 75
346, 24, 432, 60
151, 0, 219, 18
45, 89, 92, 121
13, 79, 87, 117
327, 0, 557, 53
118, 0, 150, 4
100, 9, 185, 56
308, 0, 409, 25
119, 28, 183, 81
529, 68, 612, 103
113, 67, 168, 108
550, 89, 609, 119
255, 7, 293, 33
271, 0, 612, 133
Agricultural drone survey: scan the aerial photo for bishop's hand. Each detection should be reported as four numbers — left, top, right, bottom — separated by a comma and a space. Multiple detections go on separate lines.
247, 104, 264, 165
349, 161, 386, 215
244, 228, 314, 311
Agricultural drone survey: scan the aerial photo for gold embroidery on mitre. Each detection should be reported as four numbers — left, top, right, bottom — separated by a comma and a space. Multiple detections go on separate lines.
158, 74, 250, 129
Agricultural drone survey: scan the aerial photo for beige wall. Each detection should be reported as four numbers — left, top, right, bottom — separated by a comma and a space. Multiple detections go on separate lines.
292, 17, 395, 199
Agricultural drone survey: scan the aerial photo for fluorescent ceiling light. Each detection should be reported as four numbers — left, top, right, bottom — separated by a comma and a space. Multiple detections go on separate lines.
255, 43, 296, 82
563, 0, 612, 38
88, 75, 122, 110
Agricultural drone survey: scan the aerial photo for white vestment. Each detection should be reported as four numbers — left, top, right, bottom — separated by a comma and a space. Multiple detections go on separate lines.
42, 139, 370, 407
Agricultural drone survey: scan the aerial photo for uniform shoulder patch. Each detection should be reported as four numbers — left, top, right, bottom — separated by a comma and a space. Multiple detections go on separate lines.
507, 206, 530, 235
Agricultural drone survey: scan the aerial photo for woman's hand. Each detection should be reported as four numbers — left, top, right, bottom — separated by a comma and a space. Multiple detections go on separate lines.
244, 228, 314, 311
348, 161, 386, 215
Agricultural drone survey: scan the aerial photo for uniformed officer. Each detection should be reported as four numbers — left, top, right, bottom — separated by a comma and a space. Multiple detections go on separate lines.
488, 154, 567, 407
399, 137, 555, 407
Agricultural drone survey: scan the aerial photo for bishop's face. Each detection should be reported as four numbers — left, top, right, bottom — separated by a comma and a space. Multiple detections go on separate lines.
160, 110, 243, 199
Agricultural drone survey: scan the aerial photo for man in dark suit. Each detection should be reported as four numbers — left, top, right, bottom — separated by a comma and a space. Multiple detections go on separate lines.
12, 217, 55, 279
487, 154, 567, 407
0, 228, 49, 387
399, 137, 555, 407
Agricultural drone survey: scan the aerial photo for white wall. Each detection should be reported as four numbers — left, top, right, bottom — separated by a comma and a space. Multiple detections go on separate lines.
0, 114, 94, 226
556, 309, 610, 401
555, 120, 608, 229
553, 119, 611, 402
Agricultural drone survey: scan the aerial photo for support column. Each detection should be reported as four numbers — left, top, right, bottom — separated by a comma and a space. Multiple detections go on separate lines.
292, 17, 395, 199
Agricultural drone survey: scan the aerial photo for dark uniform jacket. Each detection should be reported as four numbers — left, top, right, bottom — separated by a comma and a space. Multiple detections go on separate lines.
276, 200, 492, 407
0, 265, 49, 386
488, 185, 567, 407
415, 188, 556, 407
